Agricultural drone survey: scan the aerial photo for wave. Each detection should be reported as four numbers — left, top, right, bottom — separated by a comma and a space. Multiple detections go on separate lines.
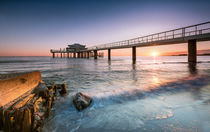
0, 60, 37, 63
90, 75, 210, 109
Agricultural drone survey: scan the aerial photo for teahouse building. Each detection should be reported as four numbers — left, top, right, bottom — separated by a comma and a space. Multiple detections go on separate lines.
66, 43, 86, 52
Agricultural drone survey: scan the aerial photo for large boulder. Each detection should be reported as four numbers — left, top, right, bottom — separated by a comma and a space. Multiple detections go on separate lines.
73, 92, 92, 111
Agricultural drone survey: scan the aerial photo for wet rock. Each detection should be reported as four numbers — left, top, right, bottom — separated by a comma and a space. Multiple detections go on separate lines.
46, 82, 56, 90
34, 83, 50, 99
58, 84, 67, 95
34, 114, 41, 121
73, 92, 92, 111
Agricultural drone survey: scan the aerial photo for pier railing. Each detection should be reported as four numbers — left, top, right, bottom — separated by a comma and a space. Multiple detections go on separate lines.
50, 49, 66, 53
87, 22, 210, 50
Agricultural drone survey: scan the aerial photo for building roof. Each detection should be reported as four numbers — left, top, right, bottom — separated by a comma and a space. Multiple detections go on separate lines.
68, 43, 85, 48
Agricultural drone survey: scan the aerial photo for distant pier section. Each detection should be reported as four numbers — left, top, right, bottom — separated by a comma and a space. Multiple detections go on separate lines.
50, 43, 104, 59
51, 22, 210, 63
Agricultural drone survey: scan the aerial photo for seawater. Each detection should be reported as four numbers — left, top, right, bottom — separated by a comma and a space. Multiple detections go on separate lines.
1, 56, 210, 132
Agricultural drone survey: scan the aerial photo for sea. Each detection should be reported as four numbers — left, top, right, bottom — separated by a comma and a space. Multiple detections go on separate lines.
0, 56, 210, 132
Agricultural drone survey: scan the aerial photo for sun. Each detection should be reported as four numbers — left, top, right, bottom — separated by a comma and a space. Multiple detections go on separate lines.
151, 51, 159, 57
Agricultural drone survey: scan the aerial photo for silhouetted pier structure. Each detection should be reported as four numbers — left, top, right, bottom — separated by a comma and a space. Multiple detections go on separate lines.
51, 22, 210, 63
51, 44, 104, 59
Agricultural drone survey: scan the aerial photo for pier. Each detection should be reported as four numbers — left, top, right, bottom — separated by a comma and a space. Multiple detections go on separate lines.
51, 22, 210, 63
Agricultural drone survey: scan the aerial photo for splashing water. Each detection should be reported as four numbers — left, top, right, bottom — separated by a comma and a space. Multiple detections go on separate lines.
1, 56, 210, 132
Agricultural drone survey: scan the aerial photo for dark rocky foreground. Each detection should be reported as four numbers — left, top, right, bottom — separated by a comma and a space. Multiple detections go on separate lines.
0, 71, 67, 132
0, 71, 93, 132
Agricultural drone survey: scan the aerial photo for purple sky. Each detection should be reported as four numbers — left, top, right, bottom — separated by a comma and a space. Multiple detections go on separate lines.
0, 0, 210, 56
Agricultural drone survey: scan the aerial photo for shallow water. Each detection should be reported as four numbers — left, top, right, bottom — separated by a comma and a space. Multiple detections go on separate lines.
1, 56, 210, 132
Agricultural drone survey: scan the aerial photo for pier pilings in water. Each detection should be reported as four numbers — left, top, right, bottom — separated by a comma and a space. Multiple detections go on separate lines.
132, 46, 136, 64
77, 52, 80, 58
51, 39, 198, 63
188, 39, 197, 63
81, 52, 83, 58
73, 52, 76, 58
52, 53, 55, 58
87, 52, 90, 58
108, 49, 111, 61
94, 50, 98, 60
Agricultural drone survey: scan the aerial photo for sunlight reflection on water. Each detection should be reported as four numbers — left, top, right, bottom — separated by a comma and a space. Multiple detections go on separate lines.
1, 56, 210, 131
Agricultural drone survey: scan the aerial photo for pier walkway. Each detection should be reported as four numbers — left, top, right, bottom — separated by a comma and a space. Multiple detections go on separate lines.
51, 22, 210, 63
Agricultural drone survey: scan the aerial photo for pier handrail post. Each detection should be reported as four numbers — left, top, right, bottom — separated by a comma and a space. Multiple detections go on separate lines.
182, 28, 185, 37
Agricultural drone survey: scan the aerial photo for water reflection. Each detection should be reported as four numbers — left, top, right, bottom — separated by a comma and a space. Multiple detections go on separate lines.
132, 64, 137, 82
108, 60, 111, 66
188, 62, 197, 75
108, 60, 111, 71
153, 56, 157, 63
152, 76, 160, 86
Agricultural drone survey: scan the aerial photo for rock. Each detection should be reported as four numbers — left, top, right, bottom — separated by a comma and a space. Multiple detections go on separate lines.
39, 90, 49, 99
46, 82, 56, 90
55, 84, 62, 89
73, 92, 92, 111
34, 83, 50, 99
58, 84, 67, 95
34, 114, 41, 121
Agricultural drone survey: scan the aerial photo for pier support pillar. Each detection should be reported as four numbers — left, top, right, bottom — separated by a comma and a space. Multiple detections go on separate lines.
52, 53, 55, 58
108, 49, 111, 61
67, 53, 69, 58
94, 50, 98, 59
60, 53, 63, 58
188, 39, 197, 63
77, 52, 80, 58
132, 46, 136, 64
87, 52, 90, 58
73, 52, 76, 58
81, 52, 83, 58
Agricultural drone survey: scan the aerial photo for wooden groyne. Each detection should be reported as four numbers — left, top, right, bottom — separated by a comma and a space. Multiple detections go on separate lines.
0, 71, 67, 132
0, 71, 42, 107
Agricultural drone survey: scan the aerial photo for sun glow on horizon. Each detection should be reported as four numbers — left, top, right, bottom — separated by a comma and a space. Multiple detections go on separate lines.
151, 51, 159, 57
151, 51, 159, 63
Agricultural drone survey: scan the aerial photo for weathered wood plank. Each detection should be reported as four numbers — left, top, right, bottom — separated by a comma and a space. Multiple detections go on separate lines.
11, 94, 36, 109
0, 71, 42, 107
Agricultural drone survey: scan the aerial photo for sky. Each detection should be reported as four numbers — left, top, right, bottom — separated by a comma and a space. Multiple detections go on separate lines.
0, 0, 210, 56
